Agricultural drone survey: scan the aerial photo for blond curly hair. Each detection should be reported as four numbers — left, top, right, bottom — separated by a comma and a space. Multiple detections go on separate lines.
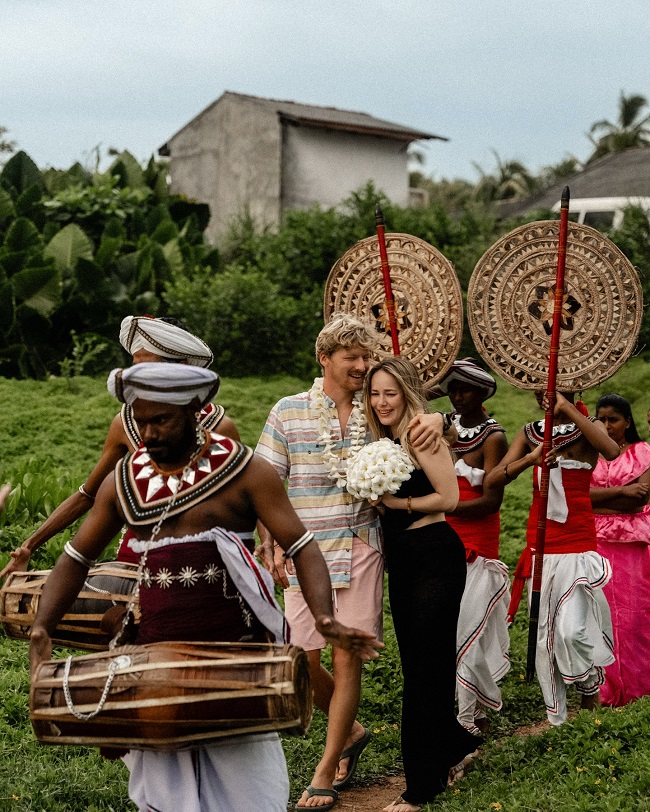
315, 314, 380, 363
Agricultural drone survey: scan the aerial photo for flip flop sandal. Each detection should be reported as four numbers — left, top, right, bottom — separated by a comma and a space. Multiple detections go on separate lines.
332, 728, 371, 791
384, 795, 422, 811
294, 785, 339, 811
447, 750, 478, 786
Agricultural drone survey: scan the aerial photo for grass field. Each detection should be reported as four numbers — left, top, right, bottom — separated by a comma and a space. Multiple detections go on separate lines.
1, 362, 650, 810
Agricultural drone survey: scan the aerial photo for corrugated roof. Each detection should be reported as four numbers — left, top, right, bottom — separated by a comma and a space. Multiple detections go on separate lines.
159, 91, 446, 154
501, 147, 650, 217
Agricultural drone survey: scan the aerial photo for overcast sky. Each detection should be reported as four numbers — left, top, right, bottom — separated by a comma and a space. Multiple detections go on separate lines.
3, 0, 649, 183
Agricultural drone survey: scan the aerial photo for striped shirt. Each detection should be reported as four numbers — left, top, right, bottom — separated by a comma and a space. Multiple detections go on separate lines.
255, 389, 382, 589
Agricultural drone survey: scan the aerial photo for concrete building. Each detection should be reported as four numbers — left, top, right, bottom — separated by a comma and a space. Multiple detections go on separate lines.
159, 91, 446, 243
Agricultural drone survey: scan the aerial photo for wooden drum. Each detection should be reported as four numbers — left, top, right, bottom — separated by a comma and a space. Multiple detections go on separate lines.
30, 641, 313, 750
0, 561, 140, 651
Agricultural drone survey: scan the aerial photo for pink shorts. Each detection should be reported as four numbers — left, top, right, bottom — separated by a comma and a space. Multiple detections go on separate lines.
284, 538, 384, 651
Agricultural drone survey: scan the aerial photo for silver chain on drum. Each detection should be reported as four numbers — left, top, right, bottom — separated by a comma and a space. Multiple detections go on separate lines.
83, 581, 110, 595
82, 580, 114, 603
62, 654, 131, 720
62, 428, 208, 720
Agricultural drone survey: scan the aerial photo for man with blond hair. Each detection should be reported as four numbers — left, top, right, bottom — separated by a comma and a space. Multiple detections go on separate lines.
256, 314, 443, 810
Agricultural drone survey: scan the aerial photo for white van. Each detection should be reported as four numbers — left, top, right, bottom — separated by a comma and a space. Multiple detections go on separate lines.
551, 197, 650, 229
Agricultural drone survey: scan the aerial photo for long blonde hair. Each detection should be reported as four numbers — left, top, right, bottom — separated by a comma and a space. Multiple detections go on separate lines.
363, 357, 429, 464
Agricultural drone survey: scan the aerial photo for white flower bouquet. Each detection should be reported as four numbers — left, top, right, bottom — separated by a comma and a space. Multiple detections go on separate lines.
346, 438, 415, 501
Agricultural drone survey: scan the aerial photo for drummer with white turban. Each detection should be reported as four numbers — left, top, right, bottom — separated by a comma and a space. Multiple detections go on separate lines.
30, 362, 382, 812
1, 316, 239, 579
430, 358, 511, 742
119, 315, 213, 367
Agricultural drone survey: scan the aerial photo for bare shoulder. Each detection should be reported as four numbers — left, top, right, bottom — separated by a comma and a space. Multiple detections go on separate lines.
485, 428, 509, 452
104, 411, 130, 453
217, 414, 240, 442
573, 434, 602, 460
482, 429, 509, 469
243, 453, 283, 484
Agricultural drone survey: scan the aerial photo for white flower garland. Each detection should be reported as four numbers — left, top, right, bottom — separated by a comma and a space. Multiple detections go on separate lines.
346, 438, 415, 501
310, 377, 367, 488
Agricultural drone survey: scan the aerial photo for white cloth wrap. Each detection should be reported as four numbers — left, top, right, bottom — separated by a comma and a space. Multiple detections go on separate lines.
529, 551, 614, 725
128, 527, 289, 644
535, 457, 592, 524
456, 556, 511, 726
120, 315, 213, 367
121, 527, 292, 811
454, 457, 485, 487
123, 733, 289, 812
107, 363, 219, 407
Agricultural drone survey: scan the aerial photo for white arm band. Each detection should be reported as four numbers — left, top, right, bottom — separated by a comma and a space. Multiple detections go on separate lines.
283, 531, 315, 560
64, 541, 96, 569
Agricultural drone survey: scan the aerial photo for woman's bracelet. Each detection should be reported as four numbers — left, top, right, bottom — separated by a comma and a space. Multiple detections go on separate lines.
407, 496, 413, 514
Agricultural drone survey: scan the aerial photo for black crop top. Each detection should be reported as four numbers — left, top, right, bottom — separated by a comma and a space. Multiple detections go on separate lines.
379, 458, 434, 534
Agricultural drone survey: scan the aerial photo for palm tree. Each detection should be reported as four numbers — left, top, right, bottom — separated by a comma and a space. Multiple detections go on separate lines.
538, 155, 583, 189
473, 150, 539, 203
0, 125, 16, 167
587, 91, 650, 163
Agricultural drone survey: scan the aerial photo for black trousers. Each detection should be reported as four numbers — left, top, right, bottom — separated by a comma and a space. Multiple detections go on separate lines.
384, 521, 482, 804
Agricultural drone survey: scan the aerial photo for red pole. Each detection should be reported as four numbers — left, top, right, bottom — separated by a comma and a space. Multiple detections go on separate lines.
526, 185, 570, 682
374, 204, 400, 355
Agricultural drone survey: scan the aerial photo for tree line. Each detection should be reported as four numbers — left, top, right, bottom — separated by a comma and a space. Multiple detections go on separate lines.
1, 90, 649, 380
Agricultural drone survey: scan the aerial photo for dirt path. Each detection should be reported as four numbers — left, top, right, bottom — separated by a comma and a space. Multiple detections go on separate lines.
310, 719, 553, 812
336, 774, 406, 811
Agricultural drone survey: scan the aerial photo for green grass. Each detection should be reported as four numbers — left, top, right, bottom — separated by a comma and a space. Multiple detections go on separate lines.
1, 363, 650, 810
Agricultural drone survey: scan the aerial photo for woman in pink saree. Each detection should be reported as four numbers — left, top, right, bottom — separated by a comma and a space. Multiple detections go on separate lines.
591, 393, 650, 706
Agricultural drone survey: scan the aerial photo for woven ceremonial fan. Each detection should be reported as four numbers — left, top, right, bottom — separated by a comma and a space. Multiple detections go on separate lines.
324, 232, 463, 386
467, 220, 643, 391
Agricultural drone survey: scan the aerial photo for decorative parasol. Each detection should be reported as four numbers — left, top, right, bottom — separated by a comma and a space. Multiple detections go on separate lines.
467, 220, 643, 391
324, 232, 463, 386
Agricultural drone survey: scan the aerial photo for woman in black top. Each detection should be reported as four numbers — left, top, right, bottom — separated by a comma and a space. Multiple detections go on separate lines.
363, 357, 482, 812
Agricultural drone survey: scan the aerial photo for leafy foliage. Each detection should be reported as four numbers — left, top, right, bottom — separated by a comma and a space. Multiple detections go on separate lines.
0, 151, 217, 379
165, 265, 322, 378
606, 205, 650, 353
0, 125, 16, 164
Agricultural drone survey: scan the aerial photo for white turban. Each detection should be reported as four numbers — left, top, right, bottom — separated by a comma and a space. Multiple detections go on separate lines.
107, 363, 220, 407
119, 316, 213, 368
428, 359, 497, 400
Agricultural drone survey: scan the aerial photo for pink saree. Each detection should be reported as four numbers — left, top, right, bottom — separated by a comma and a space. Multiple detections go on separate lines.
591, 442, 650, 706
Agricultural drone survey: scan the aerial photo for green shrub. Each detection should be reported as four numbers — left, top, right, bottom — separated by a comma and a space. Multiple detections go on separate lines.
164, 265, 322, 378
